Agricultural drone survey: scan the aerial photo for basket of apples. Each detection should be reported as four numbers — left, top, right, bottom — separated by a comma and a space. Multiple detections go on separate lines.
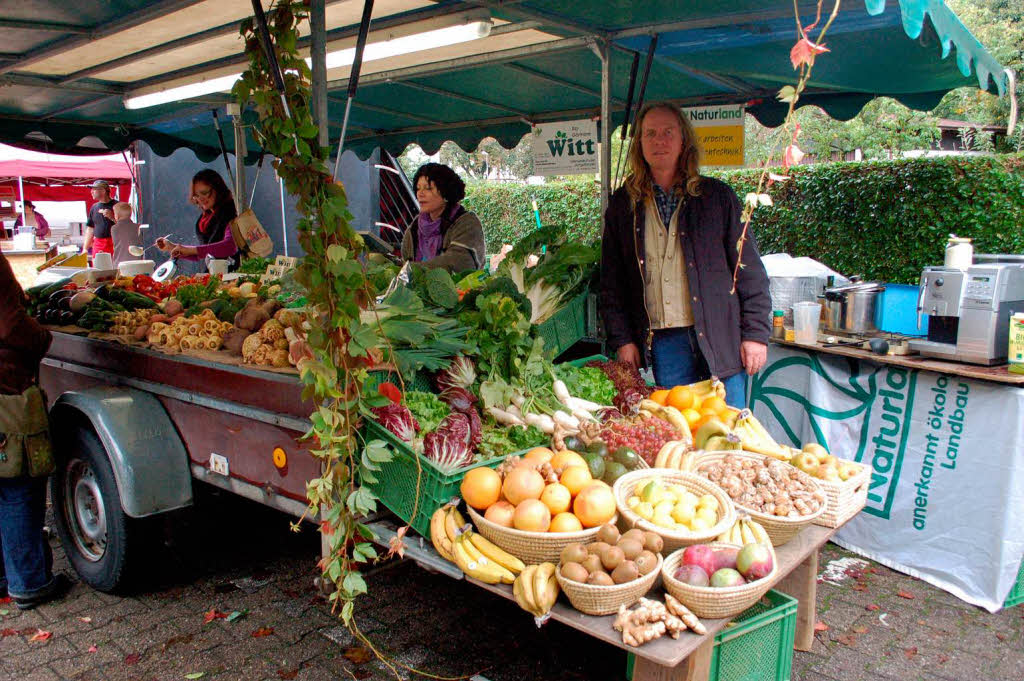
661, 541, 778, 619
788, 442, 869, 528
612, 470, 736, 552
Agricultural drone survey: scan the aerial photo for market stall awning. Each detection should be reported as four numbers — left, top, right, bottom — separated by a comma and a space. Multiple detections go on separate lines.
0, 0, 1008, 160
0, 159, 133, 181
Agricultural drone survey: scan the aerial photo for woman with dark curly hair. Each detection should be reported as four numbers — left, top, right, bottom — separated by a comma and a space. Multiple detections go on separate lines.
401, 163, 485, 272
156, 169, 240, 271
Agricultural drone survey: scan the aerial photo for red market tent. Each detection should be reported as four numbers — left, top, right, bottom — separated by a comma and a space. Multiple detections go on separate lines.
0, 158, 132, 203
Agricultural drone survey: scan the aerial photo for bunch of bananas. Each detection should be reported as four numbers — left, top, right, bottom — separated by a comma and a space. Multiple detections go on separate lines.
731, 410, 789, 460
717, 515, 772, 546
692, 418, 742, 452
653, 440, 698, 470
638, 400, 693, 444
430, 504, 525, 584
513, 563, 560, 618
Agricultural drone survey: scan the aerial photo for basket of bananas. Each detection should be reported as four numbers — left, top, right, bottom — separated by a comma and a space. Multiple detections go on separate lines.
612, 470, 735, 553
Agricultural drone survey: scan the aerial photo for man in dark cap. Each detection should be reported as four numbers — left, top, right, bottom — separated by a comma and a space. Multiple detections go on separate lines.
84, 180, 116, 257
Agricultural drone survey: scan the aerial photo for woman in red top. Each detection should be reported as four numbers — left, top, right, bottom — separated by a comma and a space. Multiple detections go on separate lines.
156, 169, 240, 271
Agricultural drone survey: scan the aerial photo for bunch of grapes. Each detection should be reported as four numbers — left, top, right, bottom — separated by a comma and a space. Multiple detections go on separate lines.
599, 417, 679, 465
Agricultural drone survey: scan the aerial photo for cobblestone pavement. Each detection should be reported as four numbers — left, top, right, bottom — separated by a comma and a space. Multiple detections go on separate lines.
2, 488, 1021, 681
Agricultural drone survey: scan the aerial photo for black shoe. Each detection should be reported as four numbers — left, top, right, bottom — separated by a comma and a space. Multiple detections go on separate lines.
14, 574, 72, 611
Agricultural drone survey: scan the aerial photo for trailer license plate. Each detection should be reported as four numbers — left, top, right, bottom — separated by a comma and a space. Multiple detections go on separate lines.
209, 452, 229, 476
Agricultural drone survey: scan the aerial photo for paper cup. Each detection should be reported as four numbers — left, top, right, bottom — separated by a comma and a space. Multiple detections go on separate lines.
93, 251, 113, 270
208, 259, 229, 276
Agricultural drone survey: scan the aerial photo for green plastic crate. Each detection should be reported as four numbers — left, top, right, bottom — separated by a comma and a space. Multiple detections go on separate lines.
1005, 561, 1024, 608
365, 367, 434, 395
564, 354, 609, 368
360, 418, 504, 538
537, 291, 588, 358
626, 590, 798, 681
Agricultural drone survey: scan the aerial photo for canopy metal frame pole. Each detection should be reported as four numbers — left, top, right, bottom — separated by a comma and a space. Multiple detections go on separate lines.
593, 39, 612, 217
278, 172, 288, 257
233, 113, 248, 211
310, 0, 329, 151
333, 0, 374, 181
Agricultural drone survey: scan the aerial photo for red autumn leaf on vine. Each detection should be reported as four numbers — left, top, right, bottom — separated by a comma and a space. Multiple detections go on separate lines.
790, 36, 830, 69
378, 382, 402, 404
783, 144, 805, 169
251, 626, 274, 638
319, 520, 335, 536
28, 629, 52, 642
203, 609, 228, 624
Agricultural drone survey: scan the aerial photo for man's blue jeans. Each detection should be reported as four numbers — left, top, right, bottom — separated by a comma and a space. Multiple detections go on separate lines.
650, 327, 748, 408
0, 476, 54, 598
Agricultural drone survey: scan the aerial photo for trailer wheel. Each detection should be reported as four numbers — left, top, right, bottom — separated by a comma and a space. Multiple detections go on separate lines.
50, 427, 137, 593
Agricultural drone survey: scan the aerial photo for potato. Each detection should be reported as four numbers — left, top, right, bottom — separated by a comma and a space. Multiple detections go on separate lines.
221, 327, 249, 356
163, 298, 184, 317
234, 301, 270, 332
134, 324, 150, 341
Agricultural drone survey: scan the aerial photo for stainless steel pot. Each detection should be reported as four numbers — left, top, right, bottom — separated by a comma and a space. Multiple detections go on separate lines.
822, 280, 885, 334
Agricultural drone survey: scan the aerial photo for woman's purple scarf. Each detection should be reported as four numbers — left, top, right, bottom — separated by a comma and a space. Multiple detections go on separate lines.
416, 203, 460, 261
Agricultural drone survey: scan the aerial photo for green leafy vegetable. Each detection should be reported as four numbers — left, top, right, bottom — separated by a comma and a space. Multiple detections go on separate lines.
237, 257, 272, 274
554, 364, 616, 406
364, 286, 473, 374
498, 229, 599, 324
404, 391, 450, 433
423, 267, 459, 309
476, 424, 548, 460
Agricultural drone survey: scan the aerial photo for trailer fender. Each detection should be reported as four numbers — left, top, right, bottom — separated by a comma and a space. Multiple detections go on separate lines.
51, 386, 193, 518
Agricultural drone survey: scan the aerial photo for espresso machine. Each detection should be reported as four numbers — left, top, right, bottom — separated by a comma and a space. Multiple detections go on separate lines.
908, 255, 1024, 365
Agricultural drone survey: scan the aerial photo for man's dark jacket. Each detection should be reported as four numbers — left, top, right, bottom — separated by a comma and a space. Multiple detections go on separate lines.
599, 176, 771, 379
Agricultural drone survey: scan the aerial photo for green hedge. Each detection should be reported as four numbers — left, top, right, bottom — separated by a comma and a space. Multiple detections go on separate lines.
465, 155, 1024, 284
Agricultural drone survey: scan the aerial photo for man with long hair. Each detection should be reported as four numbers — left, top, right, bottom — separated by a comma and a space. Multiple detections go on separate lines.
599, 102, 771, 407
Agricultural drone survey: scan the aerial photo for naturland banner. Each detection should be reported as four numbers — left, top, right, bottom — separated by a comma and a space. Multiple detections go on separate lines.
751, 345, 1024, 611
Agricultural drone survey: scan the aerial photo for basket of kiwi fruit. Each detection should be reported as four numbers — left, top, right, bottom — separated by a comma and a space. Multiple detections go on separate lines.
555, 523, 663, 616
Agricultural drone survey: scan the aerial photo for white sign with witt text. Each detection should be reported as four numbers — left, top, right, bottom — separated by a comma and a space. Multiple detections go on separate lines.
532, 119, 598, 176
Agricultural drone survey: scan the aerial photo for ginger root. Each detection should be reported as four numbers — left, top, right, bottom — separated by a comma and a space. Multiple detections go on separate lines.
665, 594, 707, 635
613, 597, 706, 646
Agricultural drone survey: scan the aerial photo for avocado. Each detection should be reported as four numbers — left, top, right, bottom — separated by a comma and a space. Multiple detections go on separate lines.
602, 461, 628, 485
584, 453, 606, 480
562, 435, 585, 452
613, 447, 641, 469
586, 440, 609, 458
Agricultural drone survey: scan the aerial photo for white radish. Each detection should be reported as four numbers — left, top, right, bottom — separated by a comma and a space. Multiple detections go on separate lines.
523, 412, 555, 434
488, 406, 525, 427
552, 410, 580, 431
565, 396, 606, 413
572, 408, 598, 424
507, 403, 522, 417
552, 379, 573, 405
511, 394, 526, 408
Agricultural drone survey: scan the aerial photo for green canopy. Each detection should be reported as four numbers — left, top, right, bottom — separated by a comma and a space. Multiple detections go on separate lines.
0, 0, 1007, 160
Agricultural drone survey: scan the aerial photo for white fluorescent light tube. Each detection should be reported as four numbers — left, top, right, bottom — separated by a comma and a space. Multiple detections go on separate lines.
124, 18, 491, 110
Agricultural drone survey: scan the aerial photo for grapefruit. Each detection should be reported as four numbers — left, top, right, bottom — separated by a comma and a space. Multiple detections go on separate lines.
559, 466, 593, 496
540, 483, 572, 515
573, 483, 617, 528
460, 467, 501, 510
513, 498, 551, 532
549, 512, 584, 533
484, 500, 516, 527
550, 450, 588, 471
502, 466, 545, 505
523, 447, 555, 465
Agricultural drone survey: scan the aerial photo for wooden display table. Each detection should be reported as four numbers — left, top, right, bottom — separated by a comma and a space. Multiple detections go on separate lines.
1, 240, 48, 288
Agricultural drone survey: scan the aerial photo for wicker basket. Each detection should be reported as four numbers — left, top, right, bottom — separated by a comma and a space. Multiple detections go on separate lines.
612, 470, 736, 553
466, 506, 616, 565
813, 459, 869, 528
662, 542, 778, 619
691, 452, 827, 546
556, 554, 662, 616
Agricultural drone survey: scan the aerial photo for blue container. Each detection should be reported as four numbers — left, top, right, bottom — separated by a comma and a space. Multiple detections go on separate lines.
876, 284, 928, 336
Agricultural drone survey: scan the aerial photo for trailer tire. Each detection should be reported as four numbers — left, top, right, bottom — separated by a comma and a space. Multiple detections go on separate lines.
50, 426, 139, 593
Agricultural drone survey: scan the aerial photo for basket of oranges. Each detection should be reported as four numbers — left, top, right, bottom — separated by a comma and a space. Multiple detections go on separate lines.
462, 448, 620, 564
648, 379, 739, 436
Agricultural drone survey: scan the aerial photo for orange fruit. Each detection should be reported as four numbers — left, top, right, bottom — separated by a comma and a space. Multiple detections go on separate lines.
667, 386, 696, 411
682, 408, 703, 428
701, 396, 729, 416
540, 483, 572, 515
484, 500, 516, 527
523, 447, 554, 465
502, 466, 546, 505
549, 512, 584, 533
460, 467, 501, 510
573, 484, 617, 528
649, 389, 670, 406
550, 450, 588, 471
559, 466, 593, 497
513, 498, 551, 532
691, 413, 718, 434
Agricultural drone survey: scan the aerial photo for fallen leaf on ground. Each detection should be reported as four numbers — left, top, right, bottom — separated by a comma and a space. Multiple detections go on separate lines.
28, 629, 52, 642
1, 629, 17, 637
78, 616, 92, 623
814, 621, 829, 632
343, 646, 373, 664
19, 627, 37, 635
852, 626, 868, 634
88, 645, 98, 653
162, 634, 194, 650
0, 609, 8, 616
866, 604, 881, 611
903, 647, 918, 660
226, 610, 248, 622
251, 627, 274, 638
184, 674, 205, 680
937, 654, 950, 664
276, 669, 300, 680
203, 609, 228, 624
124, 653, 141, 665
898, 590, 915, 600
387, 525, 409, 559
836, 634, 857, 646
995, 633, 1007, 641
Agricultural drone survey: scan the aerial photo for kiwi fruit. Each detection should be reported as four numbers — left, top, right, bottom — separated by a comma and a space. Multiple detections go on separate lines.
560, 561, 589, 583
611, 560, 640, 584
587, 571, 615, 586
642, 531, 664, 554
617, 538, 644, 561
560, 543, 589, 566
580, 553, 603, 574
621, 528, 646, 544
600, 545, 625, 571
596, 524, 620, 546
587, 541, 611, 556
635, 550, 658, 576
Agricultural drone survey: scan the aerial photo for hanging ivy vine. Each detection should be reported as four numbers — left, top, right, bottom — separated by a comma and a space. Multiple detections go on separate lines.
233, 0, 399, 628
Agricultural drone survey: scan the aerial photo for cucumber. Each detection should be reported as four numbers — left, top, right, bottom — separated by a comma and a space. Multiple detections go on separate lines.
37, 278, 74, 300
